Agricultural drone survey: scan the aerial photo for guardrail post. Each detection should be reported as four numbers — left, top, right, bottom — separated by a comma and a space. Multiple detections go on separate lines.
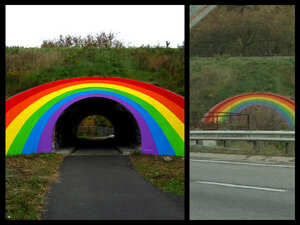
247, 114, 251, 130
253, 141, 261, 153
285, 142, 294, 155
196, 140, 203, 146
224, 140, 231, 148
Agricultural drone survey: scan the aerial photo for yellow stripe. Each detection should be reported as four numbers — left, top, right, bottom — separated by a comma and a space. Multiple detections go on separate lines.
221, 96, 295, 117
6, 83, 184, 154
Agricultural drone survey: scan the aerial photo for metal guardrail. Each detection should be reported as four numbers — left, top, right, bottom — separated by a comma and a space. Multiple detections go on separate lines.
190, 130, 295, 154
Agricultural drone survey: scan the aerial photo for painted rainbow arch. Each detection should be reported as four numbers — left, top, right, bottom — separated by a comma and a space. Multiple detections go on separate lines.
204, 93, 295, 127
5, 77, 184, 156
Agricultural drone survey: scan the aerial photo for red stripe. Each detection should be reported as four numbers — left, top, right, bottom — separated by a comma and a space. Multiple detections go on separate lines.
6, 77, 184, 128
6, 77, 183, 111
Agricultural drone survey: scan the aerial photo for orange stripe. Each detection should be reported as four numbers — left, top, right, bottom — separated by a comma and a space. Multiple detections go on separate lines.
6, 80, 184, 128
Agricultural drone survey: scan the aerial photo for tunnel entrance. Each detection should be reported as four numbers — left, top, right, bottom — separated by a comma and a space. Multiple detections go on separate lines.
52, 97, 141, 152
77, 115, 114, 138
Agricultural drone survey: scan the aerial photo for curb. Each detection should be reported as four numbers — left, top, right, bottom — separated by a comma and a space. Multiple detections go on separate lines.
190, 152, 295, 164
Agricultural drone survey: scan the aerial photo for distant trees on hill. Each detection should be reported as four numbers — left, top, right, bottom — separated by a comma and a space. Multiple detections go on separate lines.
190, 5, 295, 57
41, 32, 123, 48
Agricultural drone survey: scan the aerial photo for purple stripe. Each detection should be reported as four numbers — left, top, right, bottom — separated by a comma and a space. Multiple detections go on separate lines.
36, 94, 158, 155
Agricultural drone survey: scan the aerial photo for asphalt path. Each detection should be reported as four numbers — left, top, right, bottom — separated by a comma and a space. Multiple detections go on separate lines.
190, 156, 295, 220
42, 154, 184, 220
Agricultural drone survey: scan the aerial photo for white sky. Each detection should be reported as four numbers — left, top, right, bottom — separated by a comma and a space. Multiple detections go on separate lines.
6, 5, 184, 48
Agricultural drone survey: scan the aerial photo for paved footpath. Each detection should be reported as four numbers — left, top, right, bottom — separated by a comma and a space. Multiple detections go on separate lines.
42, 155, 184, 220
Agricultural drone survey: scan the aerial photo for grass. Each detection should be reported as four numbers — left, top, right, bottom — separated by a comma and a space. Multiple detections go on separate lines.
190, 140, 294, 157
129, 152, 184, 196
6, 46, 184, 99
5, 153, 66, 220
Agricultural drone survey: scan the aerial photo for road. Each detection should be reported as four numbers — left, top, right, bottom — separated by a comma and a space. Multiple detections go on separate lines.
42, 152, 184, 220
190, 155, 295, 220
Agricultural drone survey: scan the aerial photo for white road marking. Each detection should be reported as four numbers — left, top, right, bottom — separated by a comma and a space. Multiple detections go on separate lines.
196, 181, 287, 192
190, 159, 294, 168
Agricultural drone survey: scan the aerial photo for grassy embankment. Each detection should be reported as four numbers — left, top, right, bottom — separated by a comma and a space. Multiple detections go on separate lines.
190, 56, 295, 156
129, 152, 184, 196
6, 46, 184, 99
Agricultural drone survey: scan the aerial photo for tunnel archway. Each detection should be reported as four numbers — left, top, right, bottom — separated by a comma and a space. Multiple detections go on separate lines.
53, 97, 141, 150
6, 77, 184, 156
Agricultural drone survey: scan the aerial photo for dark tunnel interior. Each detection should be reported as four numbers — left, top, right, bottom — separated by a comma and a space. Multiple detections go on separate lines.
53, 97, 141, 151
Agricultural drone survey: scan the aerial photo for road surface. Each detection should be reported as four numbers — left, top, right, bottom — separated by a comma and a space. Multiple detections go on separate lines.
190, 154, 295, 220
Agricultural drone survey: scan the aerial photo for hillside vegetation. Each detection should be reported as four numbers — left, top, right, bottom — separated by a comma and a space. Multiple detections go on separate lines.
190, 5, 295, 57
190, 56, 295, 129
190, 5, 295, 130
6, 45, 184, 98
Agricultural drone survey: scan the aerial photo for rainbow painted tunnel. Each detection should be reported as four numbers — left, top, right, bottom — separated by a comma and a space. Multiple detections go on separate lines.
5, 77, 185, 156
204, 93, 295, 128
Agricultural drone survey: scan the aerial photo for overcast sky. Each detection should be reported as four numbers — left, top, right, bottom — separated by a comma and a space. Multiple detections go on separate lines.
6, 5, 184, 48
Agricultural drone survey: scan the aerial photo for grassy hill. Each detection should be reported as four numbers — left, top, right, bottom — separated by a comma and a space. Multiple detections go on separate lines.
190, 56, 295, 129
5, 46, 184, 98
190, 5, 295, 130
